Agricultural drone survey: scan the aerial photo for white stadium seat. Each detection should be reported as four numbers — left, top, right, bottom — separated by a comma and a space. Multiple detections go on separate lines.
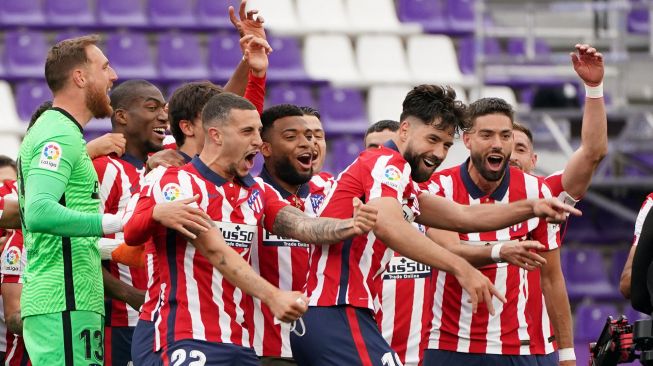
407, 35, 466, 85
304, 35, 361, 86
469, 86, 518, 107
246, 0, 299, 34
297, 0, 350, 33
345, 0, 421, 34
367, 85, 412, 124
356, 35, 410, 84
0, 80, 23, 132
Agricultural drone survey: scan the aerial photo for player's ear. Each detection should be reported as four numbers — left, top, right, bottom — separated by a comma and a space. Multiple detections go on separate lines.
71, 68, 86, 89
179, 120, 195, 138
260, 141, 272, 158
207, 126, 223, 146
462, 131, 472, 150
398, 120, 410, 142
532, 152, 538, 167
113, 109, 128, 126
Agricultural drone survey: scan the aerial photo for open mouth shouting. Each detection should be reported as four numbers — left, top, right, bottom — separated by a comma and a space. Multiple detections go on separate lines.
486, 153, 505, 172
296, 152, 313, 171
244, 151, 258, 170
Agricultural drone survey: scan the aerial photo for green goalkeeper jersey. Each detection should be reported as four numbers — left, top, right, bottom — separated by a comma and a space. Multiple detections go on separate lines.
17, 108, 104, 317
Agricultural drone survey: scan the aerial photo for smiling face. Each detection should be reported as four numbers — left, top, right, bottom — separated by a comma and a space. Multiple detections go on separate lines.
83, 45, 117, 119
303, 114, 326, 173
464, 113, 514, 182
262, 116, 314, 186
210, 108, 263, 179
122, 85, 168, 153
400, 117, 454, 182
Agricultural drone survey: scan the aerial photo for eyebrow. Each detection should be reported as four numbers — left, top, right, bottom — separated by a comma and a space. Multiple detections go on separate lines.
143, 97, 165, 105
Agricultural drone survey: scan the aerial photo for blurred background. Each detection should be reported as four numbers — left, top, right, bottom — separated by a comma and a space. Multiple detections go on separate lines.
0, 0, 652, 361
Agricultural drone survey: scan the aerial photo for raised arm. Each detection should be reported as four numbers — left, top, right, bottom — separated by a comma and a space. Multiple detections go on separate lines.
415, 193, 580, 233
561, 44, 607, 199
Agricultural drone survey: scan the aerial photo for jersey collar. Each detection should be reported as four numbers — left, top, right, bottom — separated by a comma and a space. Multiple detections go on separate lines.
191, 156, 256, 188
50, 107, 83, 133
177, 150, 193, 164
259, 164, 310, 200
459, 158, 510, 201
120, 153, 145, 170
382, 139, 400, 152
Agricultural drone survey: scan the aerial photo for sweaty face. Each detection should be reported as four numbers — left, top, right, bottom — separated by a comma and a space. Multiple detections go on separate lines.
303, 115, 326, 173
365, 129, 397, 149
123, 86, 168, 153
265, 116, 314, 186
402, 118, 453, 183
217, 109, 263, 179
84, 45, 117, 119
510, 130, 536, 173
465, 114, 513, 182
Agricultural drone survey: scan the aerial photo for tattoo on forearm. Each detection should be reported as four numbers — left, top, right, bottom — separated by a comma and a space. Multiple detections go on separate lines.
7, 311, 22, 336
273, 206, 353, 244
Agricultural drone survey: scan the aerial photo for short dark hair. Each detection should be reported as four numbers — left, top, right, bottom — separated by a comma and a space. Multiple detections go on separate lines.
201, 92, 257, 128
299, 106, 321, 119
365, 120, 400, 139
467, 98, 515, 127
168, 81, 224, 146
400, 85, 468, 133
28, 100, 53, 130
45, 34, 100, 93
0, 155, 17, 173
260, 104, 305, 141
513, 122, 534, 144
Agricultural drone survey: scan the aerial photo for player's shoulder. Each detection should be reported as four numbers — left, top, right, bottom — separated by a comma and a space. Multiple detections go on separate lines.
646, 192, 653, 202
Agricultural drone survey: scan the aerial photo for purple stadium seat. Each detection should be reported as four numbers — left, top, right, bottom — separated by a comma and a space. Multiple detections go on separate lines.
97, 0, 148, 27
266, 36, 311, 83
265, 84, 314, 109
575, 303, 619, 342
149, 0, 196, 28
158, 33, 209, 81
562, 248, 618, 300
458, 36, 501, 75
251, 153, 264, 176
15, 81, 53, 122
106, 32, 158, 80
507, 38, 551, 58
629, 9, 650, 34
4, 30, 47, 79
610, 249, 630, 286
197, 0, 239, 28
318, 86, 368, 134
397, 0, 448, 33
208, 34, 242, 82
447, 0, 474, 33
0, 0, 45, 26
325, 135, 363, 175
54, 31, 88, 44
45, 0, 95, 27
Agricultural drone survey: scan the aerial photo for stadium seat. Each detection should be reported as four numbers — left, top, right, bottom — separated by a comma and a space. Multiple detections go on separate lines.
245, 0, 298, 34
574, 303, 619, 342
346, 0, 421, 34
106, 32, 158, 80
367, 85, 412, 125
4, 30, 48, 79
148, 0, 196, 28
326, 135, 364, 175
407, 35, 464, 85
446, 0, 475, 33
158, 33, 209, 82
469, 86, 518, 106
45, 0, 95, 27
15, 80, 52, 123
0, 0, 45, 26
54, 31, 88, 43
0, 81, 23, 130
397, 0, 448, 33
457, 36, 502, 75
507, 38, 552, 59
297, 0, 349, 33
356, 35, 411, 84
266, 36, 310, 83
304, 35, 360, 86
196, 0, 239, 29
562, 248, 618, 301
266, 84, 314, 109
318, 86, 368, 133
628, 9, 650, 34
208, 34, 242, 82
97, 0, 148, 27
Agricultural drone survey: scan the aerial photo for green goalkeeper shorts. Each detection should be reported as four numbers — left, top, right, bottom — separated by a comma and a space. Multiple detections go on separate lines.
23, 311, 104, 366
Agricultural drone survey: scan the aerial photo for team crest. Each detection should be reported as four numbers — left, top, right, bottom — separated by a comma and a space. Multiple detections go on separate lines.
247, 189, 263, 213
310, 194, 325, 212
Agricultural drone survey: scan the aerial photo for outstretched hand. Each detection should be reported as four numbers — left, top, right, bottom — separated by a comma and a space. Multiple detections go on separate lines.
498, 240, 548, 270
350, 197, 378, 236
533, 198, 582, 224
229, 0, 266, 40
571, 43, 604, 87
242, 35, 273, 77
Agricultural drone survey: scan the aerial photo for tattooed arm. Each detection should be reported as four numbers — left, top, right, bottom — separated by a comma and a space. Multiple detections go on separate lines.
271, 198, 377, 245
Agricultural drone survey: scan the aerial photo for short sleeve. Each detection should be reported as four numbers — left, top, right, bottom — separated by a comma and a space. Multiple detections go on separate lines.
1, 231, 26, 283
365, 154, 411, 202
634, 196, 653, 246
27, 128, 84, 185
532, 179, 561, 251
260, 182, 290, 232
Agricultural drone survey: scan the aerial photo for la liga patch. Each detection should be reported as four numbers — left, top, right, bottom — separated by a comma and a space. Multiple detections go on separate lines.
39, 142, 62, 171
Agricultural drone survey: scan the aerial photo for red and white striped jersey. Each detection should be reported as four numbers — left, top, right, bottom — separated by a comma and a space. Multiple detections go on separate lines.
1, 229, 29, 366
93, 154, 149, 327
544, 170, 578, 206
306, 140, 422, 310
0, 180, 18, 354
250, 168, 334, 357
125, 157, 289, 352
0, 180, 17, 241
633, 193, 653, 246
422, 160, 560, 355
374, 223, 431, 366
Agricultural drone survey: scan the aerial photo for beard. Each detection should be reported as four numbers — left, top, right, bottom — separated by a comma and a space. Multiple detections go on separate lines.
86, 83, 113, 119
470, 150, 509, 182
404, 146, 441, 183
274, 155, 312, 186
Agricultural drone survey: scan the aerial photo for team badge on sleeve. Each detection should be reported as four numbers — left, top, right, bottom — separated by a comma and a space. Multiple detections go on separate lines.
39, 142, 62, 170
2, 245, 22, 275
162, 183, 182, 202
381, 166, 402, 189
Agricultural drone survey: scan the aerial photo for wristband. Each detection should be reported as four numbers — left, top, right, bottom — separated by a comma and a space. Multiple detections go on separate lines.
584, 82, 603, 99
98, 238, 122, 260
491, 243, 504, 263
102, 214, 123, 235
558, 347, 576, 361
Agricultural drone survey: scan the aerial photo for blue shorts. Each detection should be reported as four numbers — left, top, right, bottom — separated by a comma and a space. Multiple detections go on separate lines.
290, 305, 401, 366
537, 352, 557, 366
132, 319, 160, 366
162, 339, 259, 366
423, 349, 555, 366
105, 326, 134, 366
